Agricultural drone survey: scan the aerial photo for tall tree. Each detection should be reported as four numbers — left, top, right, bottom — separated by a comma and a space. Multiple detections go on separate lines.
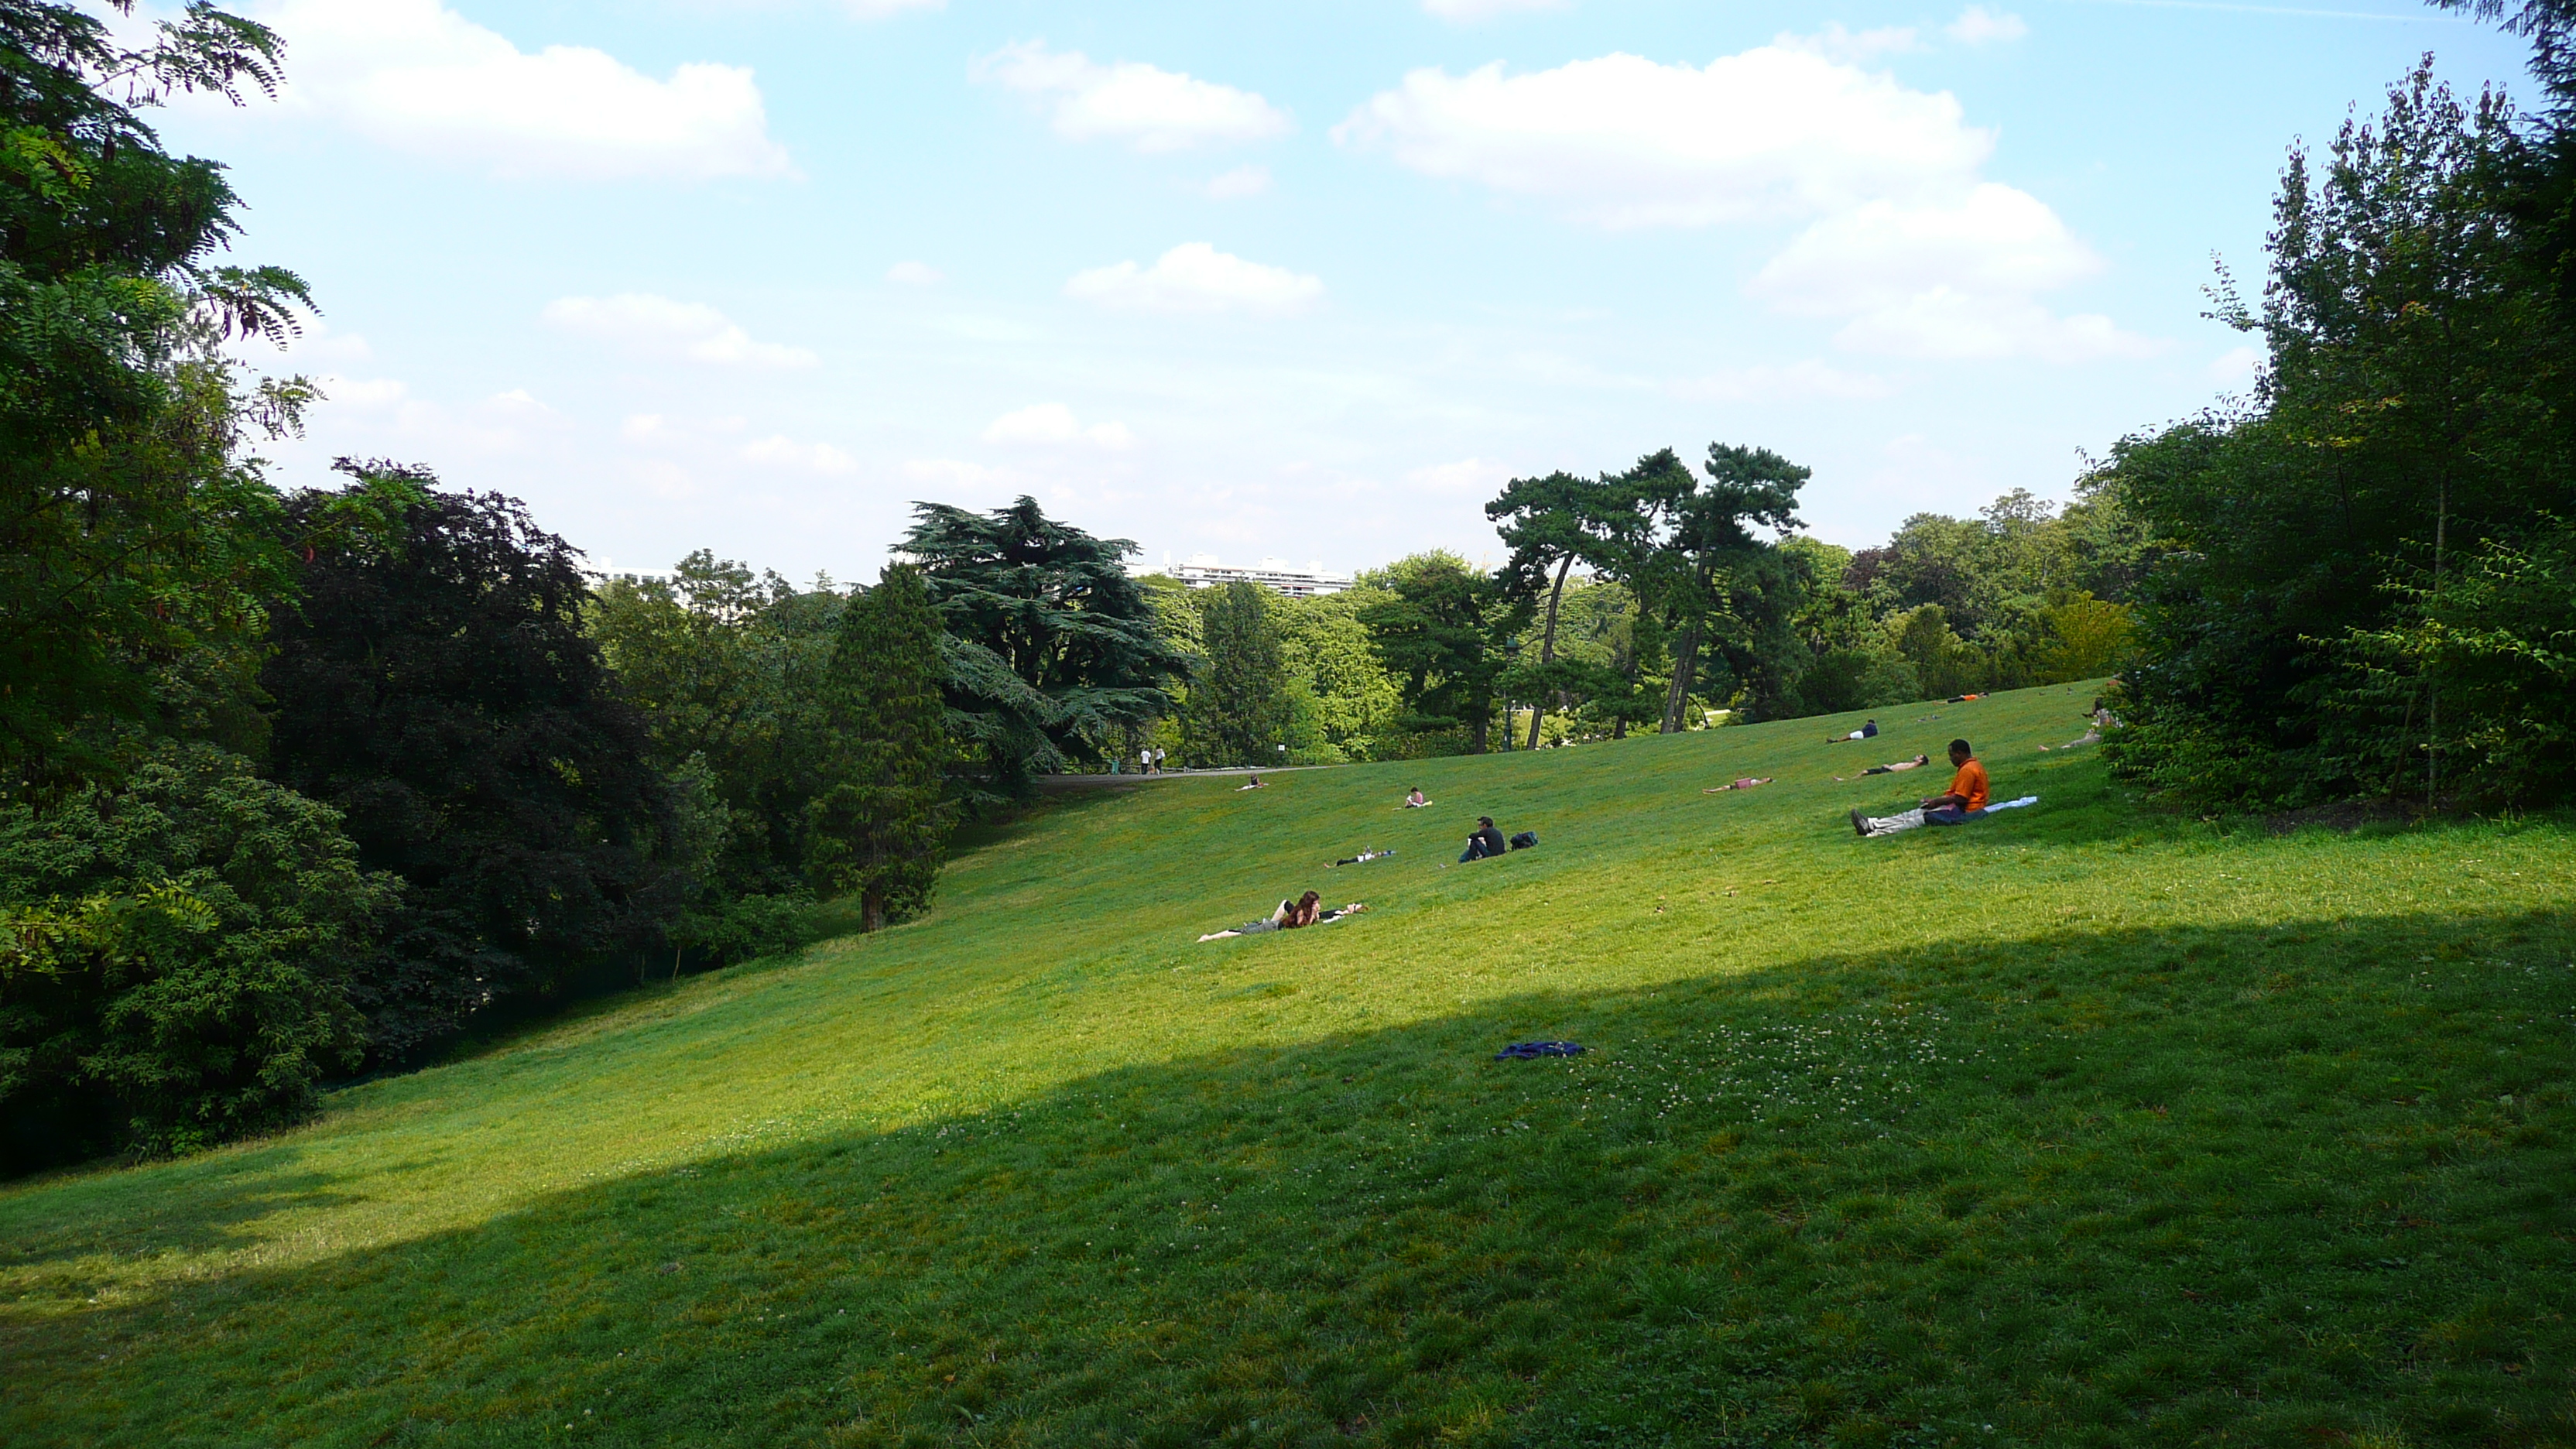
1488, 468, 1631, 748
262, 468, 677, 1060
901, 497, 1190, 799
1358, 552, 1515, 752
0, 1, 368, 798
1625, 445, 1808, 732
1180, 581, 1290, 768
804, 567, 953, 933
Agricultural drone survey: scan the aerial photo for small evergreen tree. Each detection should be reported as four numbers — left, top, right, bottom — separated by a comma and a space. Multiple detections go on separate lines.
1181, 581, 1290, 767
805, 567, 954, 933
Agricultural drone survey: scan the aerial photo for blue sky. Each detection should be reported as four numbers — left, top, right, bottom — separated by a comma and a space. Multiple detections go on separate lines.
149, 0, 2527, 582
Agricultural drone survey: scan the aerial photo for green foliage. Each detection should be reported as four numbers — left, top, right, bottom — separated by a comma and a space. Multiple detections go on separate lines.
902, 497, 1190, 798
1180, 581, 1290, 769
262, 472, 677, 1060
2109, 64, 2574, 807
2036, 594, 2140, 684
0, 2, 348, 798
0, 742, 392, 1170
1271, 590, 1401, 762
1358, 551, 1514, 752
803, 567, 955, 932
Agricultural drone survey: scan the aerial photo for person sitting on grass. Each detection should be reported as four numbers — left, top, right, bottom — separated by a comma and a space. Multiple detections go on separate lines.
1704, 777, 1774, 793
1851, 739, 1989, 838
1238, 774, 1266, 790
1460, 816, 1509, 862
1197, 892, 1368, 940
1403, 787, 1431, 808
1825, 718, 1879, 742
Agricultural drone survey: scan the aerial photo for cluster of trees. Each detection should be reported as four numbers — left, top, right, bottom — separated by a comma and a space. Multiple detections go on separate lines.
0, 8, 968, 1170
1151, 459, 2152, 769
2098, 6, 2576, 809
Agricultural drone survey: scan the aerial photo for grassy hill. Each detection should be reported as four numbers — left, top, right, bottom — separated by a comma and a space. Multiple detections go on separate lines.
5, 683, 2571, 1448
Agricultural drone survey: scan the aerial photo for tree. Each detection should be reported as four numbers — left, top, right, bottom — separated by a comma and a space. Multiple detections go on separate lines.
0, 741, 396, 1170
1625, 445, 1809, 732
1273, 591, 1401, 761
901, 497, 1190, 799
1358, 552, 1515, 753
804, 567, 954, 933
2107, 65, 2571, 807
1181, 581, 1291, 767
262, 468, 676, 1060
1487, 469, 1630, 747
0, 1, 389, 799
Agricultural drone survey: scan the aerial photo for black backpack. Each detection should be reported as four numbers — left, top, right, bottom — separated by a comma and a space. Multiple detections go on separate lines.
1509, 831, 1538, 850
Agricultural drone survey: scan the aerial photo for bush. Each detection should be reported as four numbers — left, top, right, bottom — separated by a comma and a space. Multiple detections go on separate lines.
0, 745, 396, 1170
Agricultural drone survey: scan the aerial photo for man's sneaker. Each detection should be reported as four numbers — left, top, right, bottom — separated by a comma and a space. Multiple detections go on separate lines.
1850, 808, 1869, 837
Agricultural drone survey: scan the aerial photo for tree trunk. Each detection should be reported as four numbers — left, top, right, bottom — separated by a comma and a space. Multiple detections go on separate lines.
1527, 554, 1572, 750
2428, 479, 2445, 810
1663, 618, 1702, 733
863, 889, 886, 934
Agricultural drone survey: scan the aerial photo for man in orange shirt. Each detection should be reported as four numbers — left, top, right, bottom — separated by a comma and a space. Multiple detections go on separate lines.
1852, 738, 1989, 838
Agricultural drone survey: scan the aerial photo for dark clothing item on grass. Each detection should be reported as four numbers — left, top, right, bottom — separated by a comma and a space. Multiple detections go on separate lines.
1494, 1041, 1586, 1059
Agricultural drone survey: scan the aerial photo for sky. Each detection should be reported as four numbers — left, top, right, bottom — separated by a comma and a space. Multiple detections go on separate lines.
139, 0, 2533, 584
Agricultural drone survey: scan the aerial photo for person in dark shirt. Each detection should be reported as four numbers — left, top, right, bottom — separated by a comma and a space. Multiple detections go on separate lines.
1460, 816, 1509, 862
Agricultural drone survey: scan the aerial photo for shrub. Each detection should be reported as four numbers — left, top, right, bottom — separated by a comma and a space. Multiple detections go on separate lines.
0, 745, 395, 1170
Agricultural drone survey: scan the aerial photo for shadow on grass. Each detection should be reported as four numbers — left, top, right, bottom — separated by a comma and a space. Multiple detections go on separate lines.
5, 908, 2572, 1449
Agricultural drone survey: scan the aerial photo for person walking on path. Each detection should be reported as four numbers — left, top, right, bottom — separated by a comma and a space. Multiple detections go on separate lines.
1852, 739, 1989, 838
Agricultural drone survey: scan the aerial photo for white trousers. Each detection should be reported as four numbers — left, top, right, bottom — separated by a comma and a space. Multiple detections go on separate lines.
1860, 807, 1927, 837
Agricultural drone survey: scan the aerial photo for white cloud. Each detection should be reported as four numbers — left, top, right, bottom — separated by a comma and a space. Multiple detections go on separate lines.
1206, 163, 1272, 199
541, 294, 818, 367
975, 42, 1290, 152
1777, 22, 1922, 65
843, 0, 944, 17
982, 402, 1136, 450
1947, 6, 2030, 44
1422, 0, 1571, 19
1343, 46, 2150, 362
741, 434, 859, 474
1064, 243, 1323, 316
2208, 343, 2266, 386
1406, 457, 1515, 494
886, 261, 945, 286
320, 374, 409, 409
1670, 359, 1891, 402
1336, 47, 1988, 229
238, 0, 792, 180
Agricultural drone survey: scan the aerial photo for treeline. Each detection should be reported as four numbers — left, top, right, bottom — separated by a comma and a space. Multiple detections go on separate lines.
1147, 464, 2149, 769
2096, 15, 2576, 810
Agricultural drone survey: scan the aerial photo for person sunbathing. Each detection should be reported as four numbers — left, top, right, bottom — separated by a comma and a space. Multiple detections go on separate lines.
1851, 739, 1989, 838
1198, 892, 1368, 940
1328, 848, 1393, 868
1832, 754, 1928, 782
1237, 775, 1266, 790
1703, 777, 1774, 793
1824, 718, 1879, 742
1402, 787, 1431, 808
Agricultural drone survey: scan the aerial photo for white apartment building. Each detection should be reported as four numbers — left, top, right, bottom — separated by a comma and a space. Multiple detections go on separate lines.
1168, 553, 1354, 599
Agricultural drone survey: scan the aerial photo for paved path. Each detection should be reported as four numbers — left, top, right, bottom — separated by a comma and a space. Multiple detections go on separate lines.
1036, 764, 1344, 791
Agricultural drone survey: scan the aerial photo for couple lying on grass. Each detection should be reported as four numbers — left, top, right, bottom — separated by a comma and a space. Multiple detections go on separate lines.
1198, 891, 1369, 941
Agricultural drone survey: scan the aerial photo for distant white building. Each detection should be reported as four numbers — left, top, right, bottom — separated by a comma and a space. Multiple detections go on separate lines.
1170, 553, 1353, 599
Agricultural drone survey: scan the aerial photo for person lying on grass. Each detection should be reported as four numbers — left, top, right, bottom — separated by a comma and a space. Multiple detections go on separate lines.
1824, 718, 1879, 742
1328, 848, 1392, 868
1851, 738, 1989, 838
1237, 775, 1266, 790
1459, 817, 1509, 862
1197, 892, 1368, 940
1835, 754, 1930, 780
1704, 777, 1774, 793
1402, 787, 1431, 808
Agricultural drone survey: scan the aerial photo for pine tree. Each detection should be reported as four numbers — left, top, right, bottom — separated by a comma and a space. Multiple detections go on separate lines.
1181, 581, 1291, 767
806, 566, 954, 932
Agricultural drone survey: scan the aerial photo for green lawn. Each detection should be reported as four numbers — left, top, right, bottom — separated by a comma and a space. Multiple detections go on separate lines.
5, 683, 2572, 1448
